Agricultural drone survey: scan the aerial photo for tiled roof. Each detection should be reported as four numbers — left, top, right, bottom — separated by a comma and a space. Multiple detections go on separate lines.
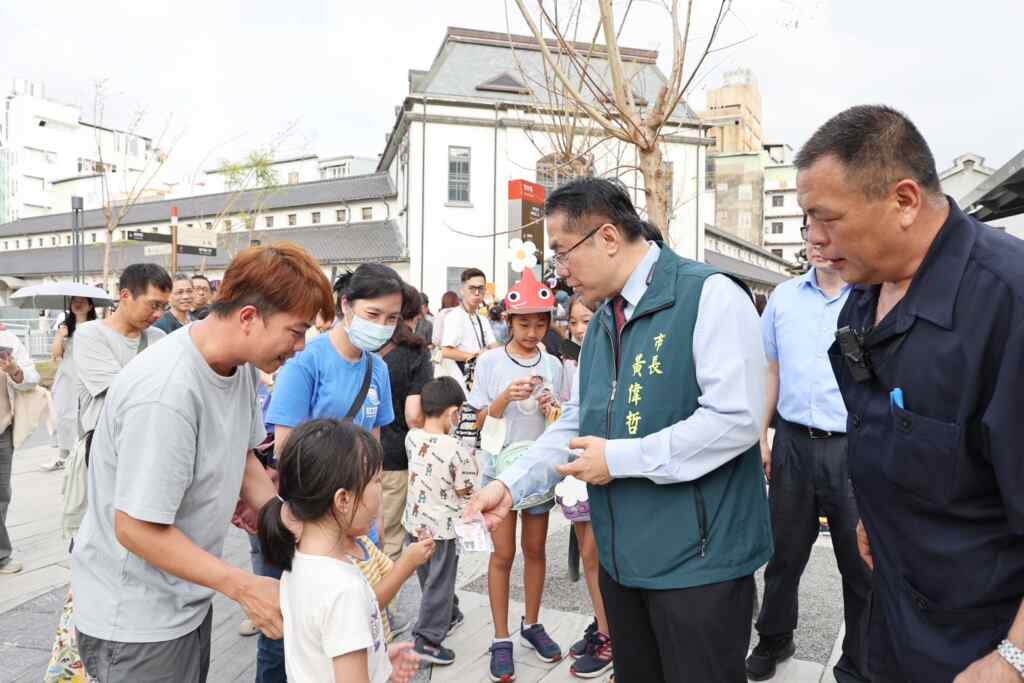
0, 173, 396, 238
0, 221, 407, 279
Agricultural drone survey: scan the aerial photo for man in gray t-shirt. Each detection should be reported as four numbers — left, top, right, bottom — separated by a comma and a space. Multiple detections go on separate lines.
73, 264, 172, 436
71, 244, 337, 683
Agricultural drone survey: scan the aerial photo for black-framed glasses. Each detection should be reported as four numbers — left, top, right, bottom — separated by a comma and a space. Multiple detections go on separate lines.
553, 224, 604, 268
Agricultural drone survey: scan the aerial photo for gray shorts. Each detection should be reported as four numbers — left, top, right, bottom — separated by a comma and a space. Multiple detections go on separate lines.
78, 606, 212, 683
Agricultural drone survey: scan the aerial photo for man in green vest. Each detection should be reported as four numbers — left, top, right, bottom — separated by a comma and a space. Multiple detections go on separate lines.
468, 177, 772, 682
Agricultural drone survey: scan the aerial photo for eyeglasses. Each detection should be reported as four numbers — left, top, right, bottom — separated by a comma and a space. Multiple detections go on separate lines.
800, 213, 809, 241
553, 224, 604, 268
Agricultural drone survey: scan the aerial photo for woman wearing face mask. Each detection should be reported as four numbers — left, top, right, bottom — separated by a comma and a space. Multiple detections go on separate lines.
259, 263, 401, 682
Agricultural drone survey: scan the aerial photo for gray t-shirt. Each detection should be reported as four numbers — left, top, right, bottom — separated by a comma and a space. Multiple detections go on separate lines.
468, 346, 563, 447
71, 325, 266, 642
73, 320, 166, 434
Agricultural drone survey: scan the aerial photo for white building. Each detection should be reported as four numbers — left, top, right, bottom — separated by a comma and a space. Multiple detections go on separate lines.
761, 143, 802, 263
196, 153, 379, 196
0, 174, 404, 284
961, 149, 1024, 240
378, 27, 711, 298
939, 153, 997, 204
0, 79, 160, 222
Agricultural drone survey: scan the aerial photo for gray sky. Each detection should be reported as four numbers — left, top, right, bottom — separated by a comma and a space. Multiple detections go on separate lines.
2, 0, 1022, 181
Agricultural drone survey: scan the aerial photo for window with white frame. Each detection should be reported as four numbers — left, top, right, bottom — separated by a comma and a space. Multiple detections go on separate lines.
771, 248, 783, 257
288, 172, 299, 184
311, 211, 321, 225
288, 213, 297, 226
771, 222, 784, 234
265, 216, 274, 228
362, 207, 372, 220
448, 147, 470, 203
771, 194, 784, 208
336, 208, 347, 222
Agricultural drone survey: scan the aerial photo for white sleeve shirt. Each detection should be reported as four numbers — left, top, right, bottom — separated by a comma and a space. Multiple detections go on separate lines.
498, 247, 766, 499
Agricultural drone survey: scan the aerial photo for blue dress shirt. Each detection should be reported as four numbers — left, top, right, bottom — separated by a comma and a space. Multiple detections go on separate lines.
762, 268, 851, 433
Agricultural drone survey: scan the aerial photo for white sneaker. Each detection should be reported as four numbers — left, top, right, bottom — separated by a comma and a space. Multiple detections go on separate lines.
0, 560, 23, 574
238, 619, 259, 637
40, 460, 65, 472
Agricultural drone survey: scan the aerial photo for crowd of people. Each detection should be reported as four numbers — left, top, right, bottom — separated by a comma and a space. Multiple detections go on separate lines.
0, 103, 1021, 683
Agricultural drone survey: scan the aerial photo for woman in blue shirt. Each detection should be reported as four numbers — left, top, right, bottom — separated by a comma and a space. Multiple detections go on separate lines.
267, 263, 403, 448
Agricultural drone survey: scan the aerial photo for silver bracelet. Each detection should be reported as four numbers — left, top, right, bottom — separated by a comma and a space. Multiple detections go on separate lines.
997, 640, 1024, 678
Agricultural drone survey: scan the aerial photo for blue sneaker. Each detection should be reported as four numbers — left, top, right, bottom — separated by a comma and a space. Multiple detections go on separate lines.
489, 641, 516, 682
520, 617, 562, 663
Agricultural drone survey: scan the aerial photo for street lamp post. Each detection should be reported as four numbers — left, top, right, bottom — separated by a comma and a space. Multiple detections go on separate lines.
71, 196, 83, 283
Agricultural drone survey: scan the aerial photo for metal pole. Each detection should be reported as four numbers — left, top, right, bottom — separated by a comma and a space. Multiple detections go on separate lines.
170, 206, 178, 273
71, 196, 83, 283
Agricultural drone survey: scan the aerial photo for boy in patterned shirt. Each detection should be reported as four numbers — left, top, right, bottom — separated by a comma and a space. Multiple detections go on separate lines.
404, 377, 479, 666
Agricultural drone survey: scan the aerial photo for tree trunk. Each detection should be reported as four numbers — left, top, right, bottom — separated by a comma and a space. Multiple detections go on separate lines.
101, 227, 113, 290
638, 144, 669, 243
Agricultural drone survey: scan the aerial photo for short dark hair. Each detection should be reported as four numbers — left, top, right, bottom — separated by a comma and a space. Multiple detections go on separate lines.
461, 268, 486, 283
390, 283, 426, 350
118, 263, 172, 297
421, 377, 466, 418
545, 177, 658, 241
191, 274, 212, 287
333, 263, 405, 315
795, 105, 942, 199
259, 419, 382, 571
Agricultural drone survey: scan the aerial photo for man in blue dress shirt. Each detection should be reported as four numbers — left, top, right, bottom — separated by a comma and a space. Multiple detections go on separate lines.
747, 239, 870, 682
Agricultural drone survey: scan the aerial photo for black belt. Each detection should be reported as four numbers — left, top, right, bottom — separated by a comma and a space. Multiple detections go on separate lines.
785, 419, 844, 440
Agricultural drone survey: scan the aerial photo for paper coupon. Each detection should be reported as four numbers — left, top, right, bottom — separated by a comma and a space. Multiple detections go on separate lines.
453, 512, 495, 553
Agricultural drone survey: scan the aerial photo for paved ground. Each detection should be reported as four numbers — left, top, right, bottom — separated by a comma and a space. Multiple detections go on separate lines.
0, 430, 846, 683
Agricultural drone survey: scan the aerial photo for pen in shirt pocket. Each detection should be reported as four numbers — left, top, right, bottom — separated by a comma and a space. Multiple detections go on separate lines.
890, 387, 905, 410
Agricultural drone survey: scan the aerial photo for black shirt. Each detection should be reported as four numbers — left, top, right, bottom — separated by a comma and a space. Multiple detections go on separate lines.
153, 311, 186, 334
829, 199, 1024, 680
379, 343, 433, 470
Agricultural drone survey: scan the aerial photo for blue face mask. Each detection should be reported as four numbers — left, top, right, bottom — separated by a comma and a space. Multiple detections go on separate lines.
345, 313, 396, 352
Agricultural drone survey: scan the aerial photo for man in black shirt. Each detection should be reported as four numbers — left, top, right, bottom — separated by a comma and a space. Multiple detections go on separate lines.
799, 104, 1024, 682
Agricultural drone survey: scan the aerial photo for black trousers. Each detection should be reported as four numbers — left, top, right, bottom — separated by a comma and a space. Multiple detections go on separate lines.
755, 419, 871, 680
600, 567, 754, 683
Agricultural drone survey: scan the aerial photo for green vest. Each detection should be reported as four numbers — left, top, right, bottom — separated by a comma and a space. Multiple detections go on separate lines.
578, 246, 773, 589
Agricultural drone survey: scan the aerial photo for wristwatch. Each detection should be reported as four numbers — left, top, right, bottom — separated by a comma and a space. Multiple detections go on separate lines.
997, 640, 1024, 678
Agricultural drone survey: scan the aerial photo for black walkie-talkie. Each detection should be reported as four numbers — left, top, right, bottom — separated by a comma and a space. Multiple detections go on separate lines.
835, 326, 873, 383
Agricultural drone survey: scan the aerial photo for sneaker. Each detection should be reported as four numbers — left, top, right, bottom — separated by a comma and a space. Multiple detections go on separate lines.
413, 636, 455, 666
0, 560, 22, 575
571, 632, 613, 679
39, 459, 65, 472
745, 634, 796, 681
238, 618, 259, 636
489, 641, 516, 682
569, 619, 598, 659
447, 610, 465, 636
520, 617, 562, 663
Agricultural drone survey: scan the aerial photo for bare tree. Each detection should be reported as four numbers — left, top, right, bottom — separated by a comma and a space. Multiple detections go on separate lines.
512, 0, 730, 238
92, 79, 176, 290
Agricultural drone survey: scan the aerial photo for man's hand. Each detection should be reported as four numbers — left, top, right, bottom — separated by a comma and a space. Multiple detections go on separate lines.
231, 499, 260, 535
235, 574, 283, 639
856, 519, 873, 571
760, 436, 773, 482
465, 480, 513, 531
388, 642, 421, 683
954, 649, 1020, 682
557, 437, 612, 485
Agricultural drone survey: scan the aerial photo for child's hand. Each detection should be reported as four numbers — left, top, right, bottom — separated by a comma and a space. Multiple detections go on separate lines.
388, 642, 420, 683
538, 390, 560, 418
402, 536, 435, 568
503, 378, 534, 402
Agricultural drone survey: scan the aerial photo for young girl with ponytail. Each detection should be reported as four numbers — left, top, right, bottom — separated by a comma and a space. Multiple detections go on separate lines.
259, 419, 427, 683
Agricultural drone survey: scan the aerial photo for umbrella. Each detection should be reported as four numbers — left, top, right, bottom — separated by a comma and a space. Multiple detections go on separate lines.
9, 282, 115, 310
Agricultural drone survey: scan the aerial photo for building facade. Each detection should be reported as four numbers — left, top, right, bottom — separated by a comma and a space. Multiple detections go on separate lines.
378, 27, 710, 301
761, 143, 802, 263
698, 69, 764, 155
0, 79, 159, 222
939, 153, 996, 204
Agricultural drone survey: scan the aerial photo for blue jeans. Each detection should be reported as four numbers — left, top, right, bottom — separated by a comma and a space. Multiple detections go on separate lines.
250, 534, 287, 683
